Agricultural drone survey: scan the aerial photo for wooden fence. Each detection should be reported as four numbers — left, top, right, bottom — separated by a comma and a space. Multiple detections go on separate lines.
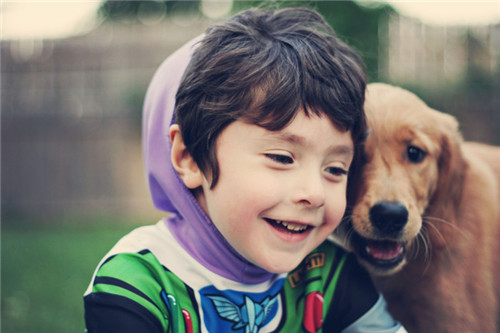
1, 16, 214, 223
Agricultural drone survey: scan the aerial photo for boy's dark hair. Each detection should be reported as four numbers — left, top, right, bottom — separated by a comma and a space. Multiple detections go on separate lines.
175, 7, 367, 188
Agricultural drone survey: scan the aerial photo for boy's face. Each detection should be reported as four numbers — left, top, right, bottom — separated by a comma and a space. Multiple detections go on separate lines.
196, 111, 354, 274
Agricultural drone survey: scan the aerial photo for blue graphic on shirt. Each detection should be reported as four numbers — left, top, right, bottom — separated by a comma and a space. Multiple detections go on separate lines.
208, 294, 278, 333
200, 279, 284, 333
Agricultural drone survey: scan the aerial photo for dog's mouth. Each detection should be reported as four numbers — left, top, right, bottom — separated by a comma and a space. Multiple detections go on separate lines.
352, 232, 406, 270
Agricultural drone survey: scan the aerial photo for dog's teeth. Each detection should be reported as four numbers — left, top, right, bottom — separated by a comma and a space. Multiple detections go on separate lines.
365, 241, 403, 260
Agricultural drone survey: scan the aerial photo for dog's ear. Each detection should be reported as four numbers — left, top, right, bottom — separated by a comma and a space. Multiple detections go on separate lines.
434, 113, 466, 206
427, 112, 467, 249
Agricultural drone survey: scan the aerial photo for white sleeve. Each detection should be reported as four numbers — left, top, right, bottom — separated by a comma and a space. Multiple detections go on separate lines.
341, 295, 407, 333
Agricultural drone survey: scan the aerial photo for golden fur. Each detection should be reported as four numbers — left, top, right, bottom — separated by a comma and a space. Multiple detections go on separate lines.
333, 83, 500, 332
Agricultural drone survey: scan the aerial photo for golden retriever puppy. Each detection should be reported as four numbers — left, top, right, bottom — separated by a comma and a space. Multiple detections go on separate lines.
332, 83, 500, 332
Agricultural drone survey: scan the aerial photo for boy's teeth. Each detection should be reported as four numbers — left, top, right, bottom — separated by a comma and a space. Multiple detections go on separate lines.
276, 220, 307, 231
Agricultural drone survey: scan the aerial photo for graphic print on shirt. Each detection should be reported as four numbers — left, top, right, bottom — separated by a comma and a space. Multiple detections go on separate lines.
208, 294, 278, 333
200, 279, 284, 333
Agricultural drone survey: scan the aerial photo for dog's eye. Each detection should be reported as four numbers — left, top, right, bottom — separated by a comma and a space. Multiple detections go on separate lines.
407, 146, 426, 163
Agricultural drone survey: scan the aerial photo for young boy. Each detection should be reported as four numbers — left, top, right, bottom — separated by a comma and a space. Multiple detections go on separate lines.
84, 7, 406, 333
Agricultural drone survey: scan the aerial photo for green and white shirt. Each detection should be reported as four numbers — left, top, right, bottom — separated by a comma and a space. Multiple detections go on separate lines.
84, 221, 405, 333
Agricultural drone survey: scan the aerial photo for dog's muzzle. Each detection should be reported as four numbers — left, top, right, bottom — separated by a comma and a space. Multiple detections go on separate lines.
353, 201, 410, 273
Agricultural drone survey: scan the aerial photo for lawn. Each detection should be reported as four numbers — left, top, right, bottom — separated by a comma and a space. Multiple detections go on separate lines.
1, 219, 141, 333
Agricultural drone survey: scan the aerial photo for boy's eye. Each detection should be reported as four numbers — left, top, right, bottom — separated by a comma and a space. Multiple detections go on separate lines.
325, 167, 348, 177
266, 154, 293, 164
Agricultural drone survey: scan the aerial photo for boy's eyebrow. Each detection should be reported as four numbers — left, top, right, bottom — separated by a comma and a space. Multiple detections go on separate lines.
268, 132, 354, 156
272, 132, 306, 145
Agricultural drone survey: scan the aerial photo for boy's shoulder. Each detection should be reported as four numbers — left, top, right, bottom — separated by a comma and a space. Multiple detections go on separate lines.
294, 240, 351, 273
84, 221, 179, 292
285, 240, 352, 290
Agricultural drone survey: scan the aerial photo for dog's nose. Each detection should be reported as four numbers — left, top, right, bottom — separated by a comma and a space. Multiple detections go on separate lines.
369, 201, 408, 234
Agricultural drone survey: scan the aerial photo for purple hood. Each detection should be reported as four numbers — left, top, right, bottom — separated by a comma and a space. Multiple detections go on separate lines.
142, 36, 275, 284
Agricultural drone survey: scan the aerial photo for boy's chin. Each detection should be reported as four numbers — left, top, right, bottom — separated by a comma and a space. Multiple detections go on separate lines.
258, 256, 305, 275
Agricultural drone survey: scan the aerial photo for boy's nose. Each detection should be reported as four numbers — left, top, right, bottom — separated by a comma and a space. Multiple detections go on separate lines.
293, 175, 325, 208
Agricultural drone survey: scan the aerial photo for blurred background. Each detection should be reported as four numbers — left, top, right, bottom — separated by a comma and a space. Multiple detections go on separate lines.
2, 0, 499, 331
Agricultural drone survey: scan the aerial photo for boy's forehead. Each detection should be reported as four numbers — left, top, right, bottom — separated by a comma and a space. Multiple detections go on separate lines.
244, 113, 354, 152
264, 129, 353, 153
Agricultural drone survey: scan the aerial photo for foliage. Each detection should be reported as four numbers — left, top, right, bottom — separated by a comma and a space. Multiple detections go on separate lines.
98, 0, 394, 80
98, 0, 199, 20
313, 1, 394, 81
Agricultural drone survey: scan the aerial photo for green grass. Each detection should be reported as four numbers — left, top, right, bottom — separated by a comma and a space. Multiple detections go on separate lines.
1, 220, 141, 333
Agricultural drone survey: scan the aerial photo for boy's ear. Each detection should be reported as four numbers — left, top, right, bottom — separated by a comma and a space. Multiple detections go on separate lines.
169, 124, 204, 189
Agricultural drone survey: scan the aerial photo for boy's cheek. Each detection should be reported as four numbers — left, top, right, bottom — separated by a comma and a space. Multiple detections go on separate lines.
325, 191, 347, 227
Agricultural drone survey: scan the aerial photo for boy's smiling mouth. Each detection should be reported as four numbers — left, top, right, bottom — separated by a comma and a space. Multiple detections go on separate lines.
264, 218, 312, 233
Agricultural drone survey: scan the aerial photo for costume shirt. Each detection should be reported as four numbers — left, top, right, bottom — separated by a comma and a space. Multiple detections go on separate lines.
84, 221, 403, 333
